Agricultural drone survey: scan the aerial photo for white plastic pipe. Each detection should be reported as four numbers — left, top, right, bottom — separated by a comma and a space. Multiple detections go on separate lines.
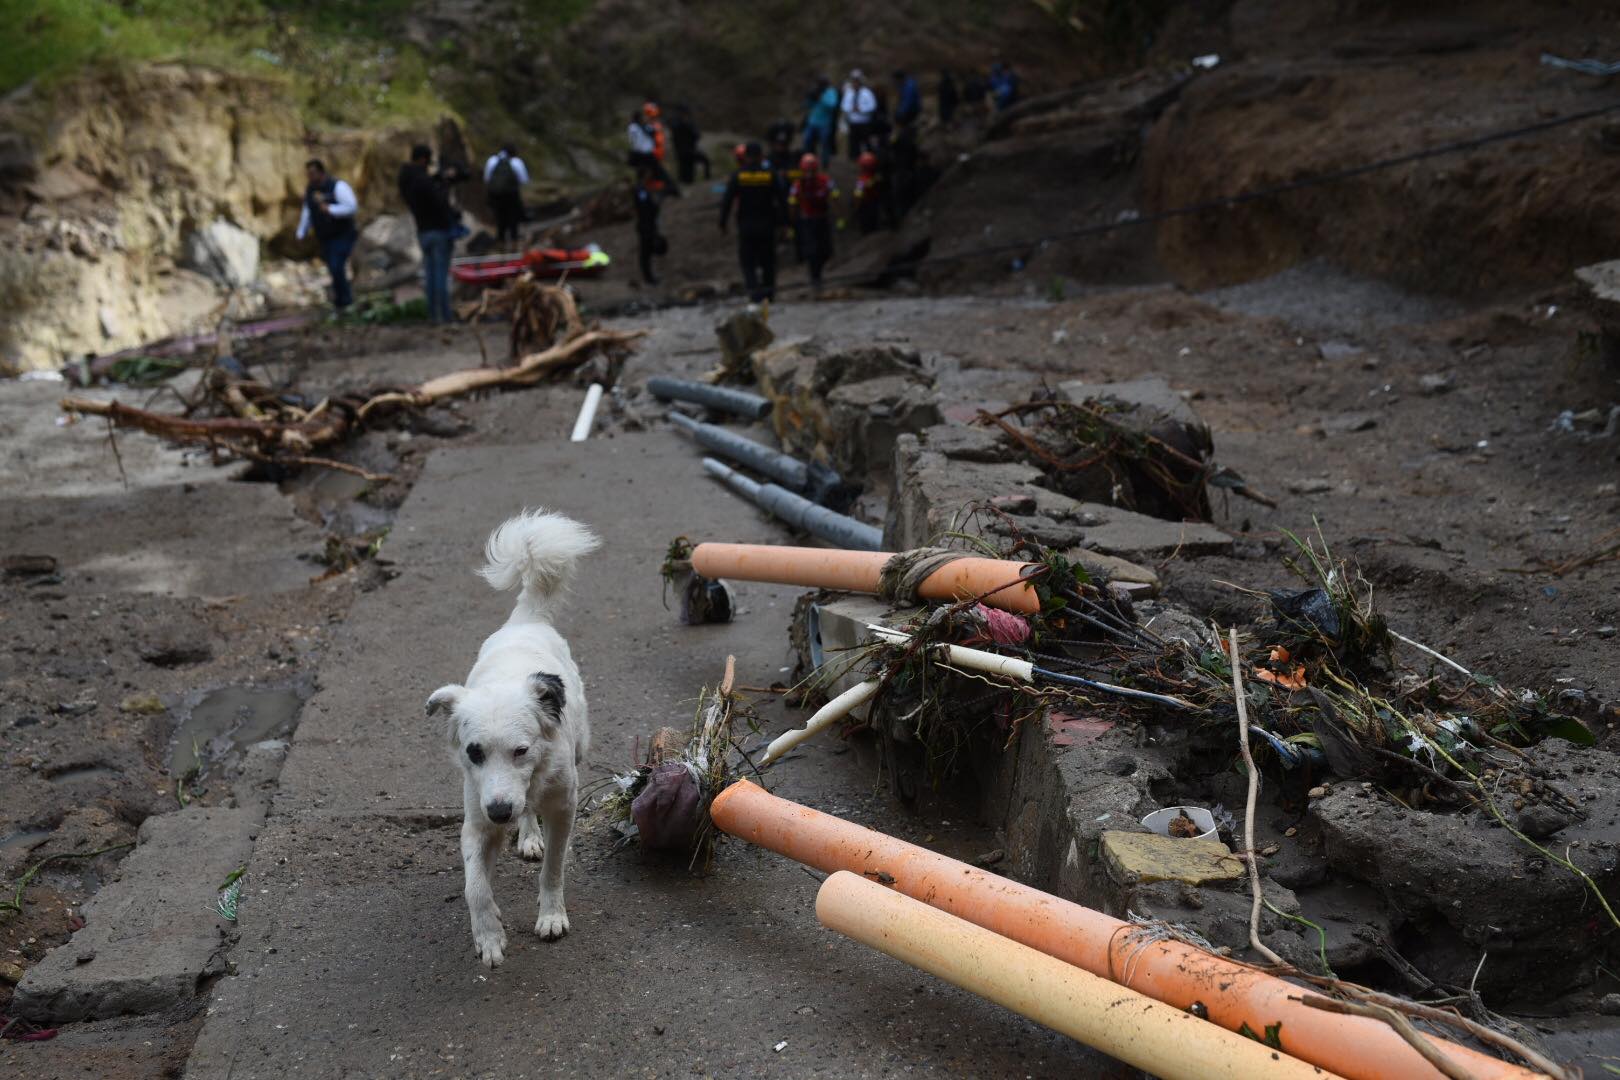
570, 383, 604, 442
866, 625, 1036, 682
759, 679, 879, 767
817, 872, 1345, 1080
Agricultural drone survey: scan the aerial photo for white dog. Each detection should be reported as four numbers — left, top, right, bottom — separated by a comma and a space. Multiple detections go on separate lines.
426, 509, 598, 967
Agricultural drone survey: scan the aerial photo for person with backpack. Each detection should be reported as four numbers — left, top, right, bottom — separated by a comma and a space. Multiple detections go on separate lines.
295, 159, 359, 312
398, 144, 458, 324
483, 144, 530, 246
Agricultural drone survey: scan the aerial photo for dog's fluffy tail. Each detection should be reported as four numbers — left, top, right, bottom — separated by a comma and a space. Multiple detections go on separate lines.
479, 509, 599, 612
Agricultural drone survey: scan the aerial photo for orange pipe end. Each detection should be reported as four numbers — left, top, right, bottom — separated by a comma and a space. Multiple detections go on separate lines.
689, 543, 1042, 614
712, 780, 1545, 1080
818, 871, 1344, 1080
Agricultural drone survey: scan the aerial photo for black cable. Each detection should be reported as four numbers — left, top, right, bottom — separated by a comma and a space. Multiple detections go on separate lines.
773, 97, 1620, 294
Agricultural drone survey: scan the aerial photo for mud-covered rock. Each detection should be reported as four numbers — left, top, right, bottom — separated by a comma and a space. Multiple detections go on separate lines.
1310, 745, 1620, 999
752, 341, 940, 484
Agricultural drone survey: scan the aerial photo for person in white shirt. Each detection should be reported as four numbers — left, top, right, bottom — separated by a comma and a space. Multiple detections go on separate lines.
295, 159, 359, 310
483, 144, 530, 245
841, 70, 878, 161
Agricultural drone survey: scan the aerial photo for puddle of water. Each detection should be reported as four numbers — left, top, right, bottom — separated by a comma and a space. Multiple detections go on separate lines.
0, 828, 51, 851
170, 685, 306, 780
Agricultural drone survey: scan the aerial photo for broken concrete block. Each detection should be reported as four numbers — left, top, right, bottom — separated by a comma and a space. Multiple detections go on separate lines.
1065, 502, 1231, 560
1066, 549, 1160, 595
1574, 259, 1620, 367
753, 341, 940, 483
796, 593, 920, 699
12, 806, 260, 1023
1099, 831, 1246, 889
714, 305, 773, 378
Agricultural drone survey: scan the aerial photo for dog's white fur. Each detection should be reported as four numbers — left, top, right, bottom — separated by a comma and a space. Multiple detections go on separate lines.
426, 509, 598, 967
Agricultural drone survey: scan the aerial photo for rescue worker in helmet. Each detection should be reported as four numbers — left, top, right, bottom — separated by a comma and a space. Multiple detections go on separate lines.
789, 153, 839, 290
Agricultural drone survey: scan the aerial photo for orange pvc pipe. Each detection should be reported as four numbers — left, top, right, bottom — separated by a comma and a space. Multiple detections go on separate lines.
712, 780, 1545, 1080
689, 542, 1042, 615
818, 872, 1344, 1080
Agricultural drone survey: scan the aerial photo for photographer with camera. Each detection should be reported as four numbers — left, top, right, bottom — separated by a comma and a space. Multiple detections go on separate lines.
398, 145, 463, 324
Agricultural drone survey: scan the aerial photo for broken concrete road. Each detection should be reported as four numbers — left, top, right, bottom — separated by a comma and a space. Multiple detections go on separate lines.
13, 807, 259, 1023
180, 431, 1124, 1078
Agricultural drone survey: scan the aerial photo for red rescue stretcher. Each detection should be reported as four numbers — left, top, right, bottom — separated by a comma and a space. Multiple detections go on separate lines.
451, 244, 610, 285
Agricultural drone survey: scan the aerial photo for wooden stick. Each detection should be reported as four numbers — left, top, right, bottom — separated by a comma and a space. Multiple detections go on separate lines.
1230, 628, 1284, 966
1296, 995, 1478, 1080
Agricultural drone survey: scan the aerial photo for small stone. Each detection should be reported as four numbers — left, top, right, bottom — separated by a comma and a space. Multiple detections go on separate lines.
989, 493, 1037, 514
1287, 478, 1335, 495
1597, 626, 1617, 639
119, 693, 165, 716
0, 961, 24, 985
1307, 786, 1328, 799
1419, 372, 1455, 395
1597, 483, 1618, 498
1284, 826, 1298, 838
1599, 993, 1620, 1017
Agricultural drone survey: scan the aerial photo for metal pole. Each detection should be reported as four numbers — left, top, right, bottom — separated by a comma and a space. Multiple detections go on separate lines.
646, 376, 772, 420
702, 458, 883, 550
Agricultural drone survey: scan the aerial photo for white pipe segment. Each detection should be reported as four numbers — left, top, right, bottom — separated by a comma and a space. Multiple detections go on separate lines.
759, 679, 879, 767
569, 383, 604, 442
866, 625, 1037, 682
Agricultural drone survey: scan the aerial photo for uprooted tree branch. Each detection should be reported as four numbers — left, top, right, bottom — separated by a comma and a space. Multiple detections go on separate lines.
60, 283, 642, 479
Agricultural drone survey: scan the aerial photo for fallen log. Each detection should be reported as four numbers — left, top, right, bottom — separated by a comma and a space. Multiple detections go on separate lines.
61, 321, 644, 476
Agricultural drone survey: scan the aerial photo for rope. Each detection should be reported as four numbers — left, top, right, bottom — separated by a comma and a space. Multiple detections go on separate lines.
877, 546, 970, 604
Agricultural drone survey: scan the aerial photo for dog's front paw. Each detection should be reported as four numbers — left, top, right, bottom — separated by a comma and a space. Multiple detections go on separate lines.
534, 909, 570, 941
515, 828, 544, 861
473, 923, 508, 967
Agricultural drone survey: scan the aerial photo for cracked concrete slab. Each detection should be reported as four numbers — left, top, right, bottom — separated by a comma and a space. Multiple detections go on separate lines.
12, 806, 259, 1023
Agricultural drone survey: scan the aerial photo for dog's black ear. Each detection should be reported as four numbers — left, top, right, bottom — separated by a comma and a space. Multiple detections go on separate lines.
528, 672, 566, 736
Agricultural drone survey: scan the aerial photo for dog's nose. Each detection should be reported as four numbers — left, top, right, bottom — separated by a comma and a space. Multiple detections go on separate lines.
485, 800, 513, 824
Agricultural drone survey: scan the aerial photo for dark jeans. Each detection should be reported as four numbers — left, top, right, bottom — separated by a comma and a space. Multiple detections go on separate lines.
320, 230, 356, 310
489, 191, 524, 245
418, 229, 454, 323
676, 149, 710, 184
737, 229, 776, 301
799, 217, 832, 285
802, 124, 833, 162
847, 122, 870, 160
637, 228, 659, 283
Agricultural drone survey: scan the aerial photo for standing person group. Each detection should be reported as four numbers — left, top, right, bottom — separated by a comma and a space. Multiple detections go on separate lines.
483, 143, 530, 246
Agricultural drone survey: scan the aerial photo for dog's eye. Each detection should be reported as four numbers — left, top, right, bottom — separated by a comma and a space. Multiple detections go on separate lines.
466, 743, 485, 766
513, 746, 528, 759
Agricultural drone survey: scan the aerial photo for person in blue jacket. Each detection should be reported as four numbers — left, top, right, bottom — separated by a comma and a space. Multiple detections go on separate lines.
801, 76, 839, 163
989, 62, 1020, 111
892, 70, 921, 126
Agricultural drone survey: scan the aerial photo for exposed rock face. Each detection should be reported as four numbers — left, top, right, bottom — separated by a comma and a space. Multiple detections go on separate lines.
185, 220, 262, 289
0, 65, 466, 373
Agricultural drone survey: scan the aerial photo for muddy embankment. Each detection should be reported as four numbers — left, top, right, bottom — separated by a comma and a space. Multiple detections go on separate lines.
865, 4, 1620, 303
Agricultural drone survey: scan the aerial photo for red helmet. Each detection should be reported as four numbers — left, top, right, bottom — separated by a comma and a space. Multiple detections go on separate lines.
733, 143, 748, 163
857, 151, 878, 170
642, 101, 661, 119
799, 153, 819, 173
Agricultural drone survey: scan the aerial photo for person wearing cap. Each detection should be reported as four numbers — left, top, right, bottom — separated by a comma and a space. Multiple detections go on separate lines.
789, 153, 838, 290
719, 141, 788, 302
841, 69, 878, 160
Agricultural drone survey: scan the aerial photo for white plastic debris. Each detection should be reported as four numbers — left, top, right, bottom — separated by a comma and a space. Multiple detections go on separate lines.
1191, 54, 1221, 69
